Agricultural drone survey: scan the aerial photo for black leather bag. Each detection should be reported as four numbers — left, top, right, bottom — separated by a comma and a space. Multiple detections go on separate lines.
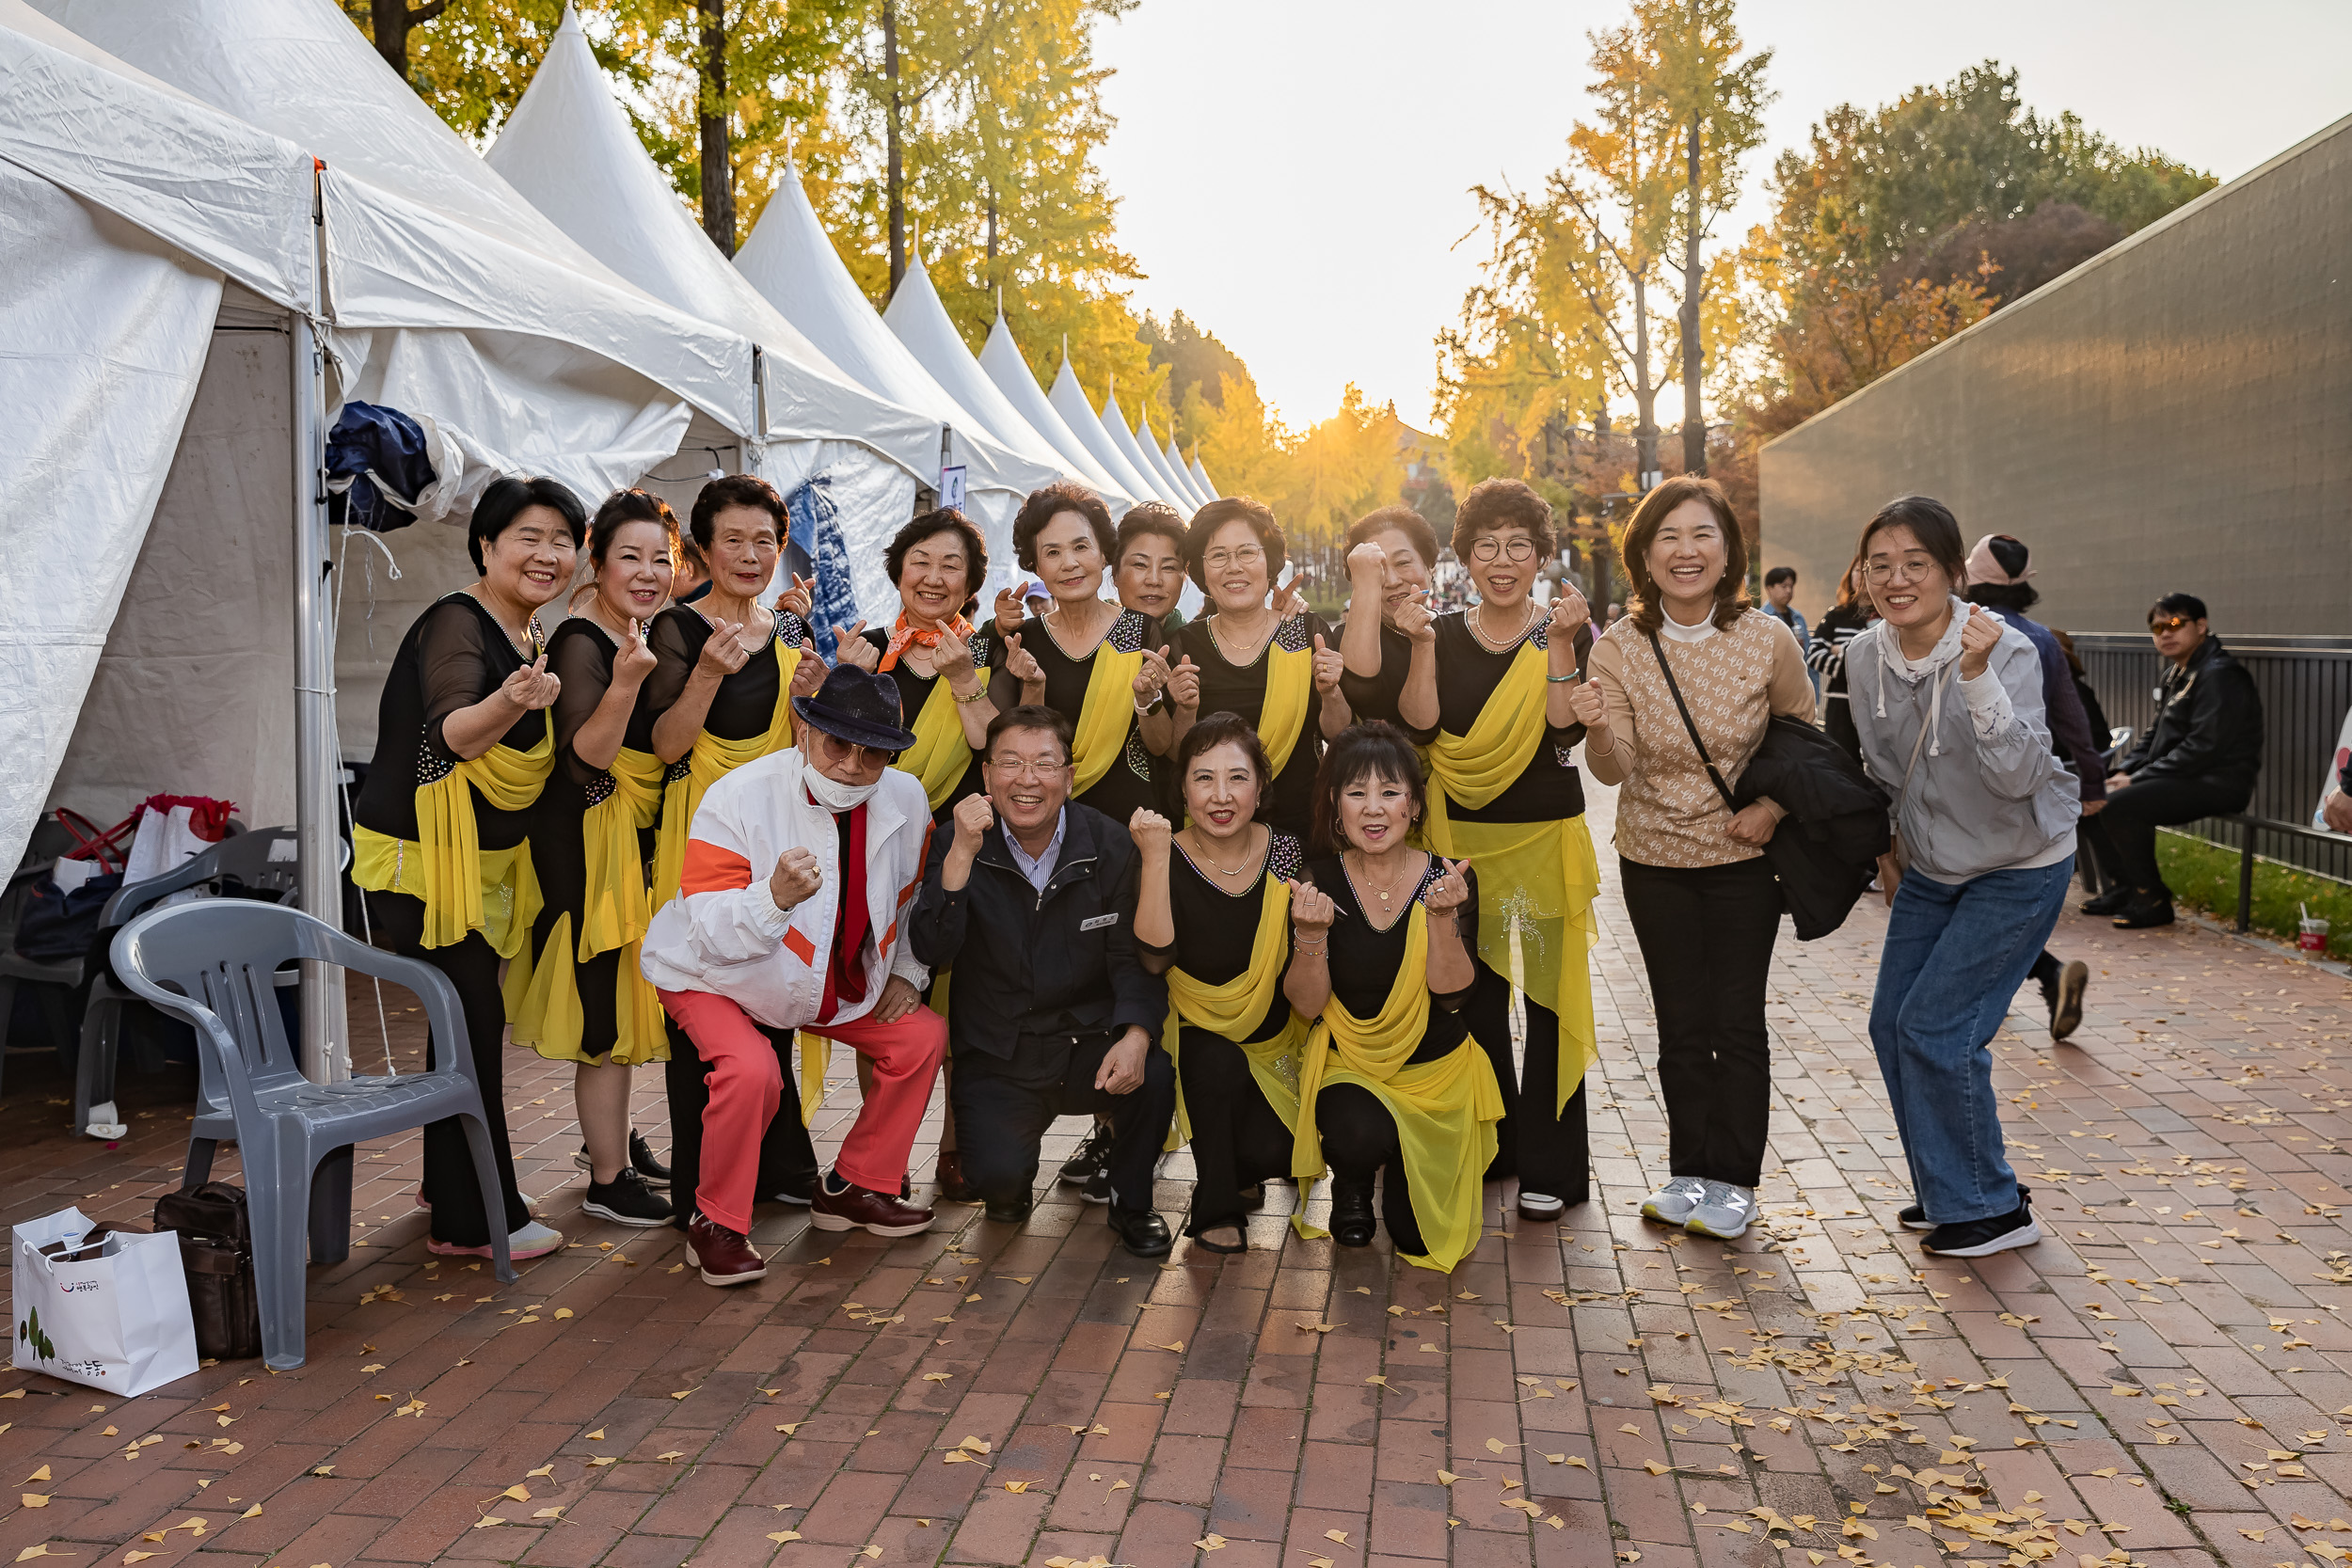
1646, 634, 1892, 941
152, 1182, 262, 1360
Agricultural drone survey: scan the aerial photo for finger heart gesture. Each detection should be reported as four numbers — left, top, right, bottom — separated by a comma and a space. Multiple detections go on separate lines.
1424, 857, 1471, 914
504, 653, 562, 710
1287, 878, 1337, 933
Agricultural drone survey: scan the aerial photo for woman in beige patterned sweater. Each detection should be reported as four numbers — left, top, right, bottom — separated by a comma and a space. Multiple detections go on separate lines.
1572, 475, 1814, 1241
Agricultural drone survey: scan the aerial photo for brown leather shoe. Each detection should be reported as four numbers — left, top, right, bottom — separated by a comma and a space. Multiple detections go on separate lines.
687, 1212, 766, 1286
933, 1150, 975, 1203
811, 1177, 935, 1238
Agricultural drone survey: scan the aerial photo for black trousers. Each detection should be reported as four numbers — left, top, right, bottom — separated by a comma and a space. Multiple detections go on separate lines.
1175, 1027, 1293, 1234
2086, 776, 2246, 897
660, 1016, 818, 1230
951, 1031, 1176, 1214
1314, 1082, 1428, 1257
369, 893, 530, 1249
1464, 967, 1590, 1203
1617, 855, 1781, 1189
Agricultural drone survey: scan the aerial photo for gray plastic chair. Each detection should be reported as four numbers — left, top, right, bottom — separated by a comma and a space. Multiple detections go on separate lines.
110, 900, 516, 1370
76, 827, 301, 1138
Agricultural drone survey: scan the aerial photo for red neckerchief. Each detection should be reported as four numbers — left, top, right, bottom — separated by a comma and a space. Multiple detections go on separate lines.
818, 799, 870, 1022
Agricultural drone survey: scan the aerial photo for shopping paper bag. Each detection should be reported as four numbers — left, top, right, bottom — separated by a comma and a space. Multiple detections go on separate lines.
13, 1207, 199, 1395
121, 795, 235, 895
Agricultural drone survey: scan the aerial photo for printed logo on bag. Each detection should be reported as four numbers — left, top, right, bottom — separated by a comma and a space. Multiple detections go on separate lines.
59, 1279, 103, 1293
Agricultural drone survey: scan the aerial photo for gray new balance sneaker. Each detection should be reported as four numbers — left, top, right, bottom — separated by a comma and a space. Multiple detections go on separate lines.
1640, 1176, 1709, 1226
1683, 1180, 1756, 1241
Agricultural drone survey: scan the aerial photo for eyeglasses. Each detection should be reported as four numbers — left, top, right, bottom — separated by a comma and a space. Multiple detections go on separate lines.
1201, 546, 1265, 571
987, 755, 1070, 779
1470, 536, 1538, 562
1865, 559, 1937, 586
2148, 615, 2196, 634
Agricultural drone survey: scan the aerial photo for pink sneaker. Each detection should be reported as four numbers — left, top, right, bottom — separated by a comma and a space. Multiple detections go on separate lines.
426, 1221, 564, 1260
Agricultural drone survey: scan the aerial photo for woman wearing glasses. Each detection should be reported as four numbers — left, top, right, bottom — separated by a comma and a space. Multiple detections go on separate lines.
1170, 497, 1351, 838
1577, 475, 1815, 1243
1398, 478, 1597, 1222
1844, 497, 2075, 1257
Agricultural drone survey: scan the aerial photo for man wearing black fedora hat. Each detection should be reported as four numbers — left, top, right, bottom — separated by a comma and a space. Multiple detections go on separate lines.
642, 664, 949, 1283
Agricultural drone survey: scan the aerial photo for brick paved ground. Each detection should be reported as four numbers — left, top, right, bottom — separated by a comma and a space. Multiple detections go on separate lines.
8, 782, 2352, 1568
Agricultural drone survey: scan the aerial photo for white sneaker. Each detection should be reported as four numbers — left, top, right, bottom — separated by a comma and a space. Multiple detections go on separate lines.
1640, 1176, 1708, 1225
427, 1219, 565, 1260
1684, 1180, 1755, 1241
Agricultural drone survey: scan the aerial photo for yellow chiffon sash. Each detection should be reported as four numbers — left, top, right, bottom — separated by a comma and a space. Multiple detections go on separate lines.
1422, 639, 1546, 849
1162, 875, 1309, 1149
653, 639, 803, 909
351, 724, 552, 951
896, 675, 973, 812
352, 828, 543, 960
1257, 641, 1314, 777
1072, 641, 1145, 797
1292, 906, 1503, 1272
512, 746, 669, 1065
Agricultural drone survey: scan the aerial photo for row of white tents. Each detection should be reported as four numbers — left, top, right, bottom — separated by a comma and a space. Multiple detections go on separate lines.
0, 0, 1220, 1073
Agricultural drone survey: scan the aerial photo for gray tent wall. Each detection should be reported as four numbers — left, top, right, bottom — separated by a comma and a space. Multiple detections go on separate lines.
1757, 111, 2352, 636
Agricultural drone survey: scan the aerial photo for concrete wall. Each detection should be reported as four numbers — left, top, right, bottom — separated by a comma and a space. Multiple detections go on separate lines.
1758, 113, 2352, 637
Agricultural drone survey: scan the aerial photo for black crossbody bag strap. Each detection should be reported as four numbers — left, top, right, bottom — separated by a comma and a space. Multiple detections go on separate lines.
1645, 631, 1740, 813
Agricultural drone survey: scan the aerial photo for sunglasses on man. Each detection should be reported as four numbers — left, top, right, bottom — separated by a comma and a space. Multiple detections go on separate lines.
2148, 614, 2199, 634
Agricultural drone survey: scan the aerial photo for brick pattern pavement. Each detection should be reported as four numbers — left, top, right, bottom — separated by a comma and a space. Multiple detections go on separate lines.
7, 782, 2352, 1568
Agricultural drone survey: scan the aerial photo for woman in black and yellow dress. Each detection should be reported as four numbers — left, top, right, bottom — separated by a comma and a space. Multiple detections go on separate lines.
1170, 497, 1352, 838
1401, 478, 1599, 1224
987, 481, 1170, 823
512, 489, 677, 1230
1285, 722, 1500, 1272
640, 474, 827, 1217
1130, 714, 1308, 1253
350, 476, 583, 1261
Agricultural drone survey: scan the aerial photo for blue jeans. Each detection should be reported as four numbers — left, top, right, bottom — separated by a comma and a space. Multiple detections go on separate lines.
1868, 858, 2071, 1225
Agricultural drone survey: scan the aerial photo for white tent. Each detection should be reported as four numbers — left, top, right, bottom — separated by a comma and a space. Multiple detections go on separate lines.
1050, 357, 1165, 507
1192, 451, 1217, 499
977, 317, 1133, 512
736, 174, 1059, 608
882, 256, 1131, 515
1137, 405, 1207, 510
1100, 378, 1186, 515
1161, 431, 1210, 509
483, 6, 938, 570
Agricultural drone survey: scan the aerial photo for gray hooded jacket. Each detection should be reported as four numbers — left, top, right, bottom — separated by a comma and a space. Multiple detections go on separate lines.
1846, 598, 2078, 883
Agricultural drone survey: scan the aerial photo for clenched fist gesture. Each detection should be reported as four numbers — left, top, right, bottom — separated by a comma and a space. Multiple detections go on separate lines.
1957, 603, 2003, 682
769, 846, 823, 911
950, 792, 996, 855
1564, 675, 1606, 730
1128, 808, 1173, 859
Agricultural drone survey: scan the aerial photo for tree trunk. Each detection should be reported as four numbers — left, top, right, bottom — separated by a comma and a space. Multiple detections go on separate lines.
884, 0, 906, 297
367, 0, 445, 81
697, 0, 735, 256
1680, 110, 1706, 476
1630, 275, 1660, 491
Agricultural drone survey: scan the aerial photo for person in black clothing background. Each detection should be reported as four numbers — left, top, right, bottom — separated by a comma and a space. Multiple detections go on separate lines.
2084, 593, 2263, 928
909, 705, 1176, 1257
1807, 552, 1877, 764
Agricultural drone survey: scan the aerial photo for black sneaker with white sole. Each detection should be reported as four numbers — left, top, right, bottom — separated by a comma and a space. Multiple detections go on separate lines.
573, 1130, 674, 1191
582, 1167, 673, 1227
1922, 1201, 2039, 1257
1901, 1184, 2027, 1232
1081, 1167, 1114, 1205
1060, 1123, 1114, 1185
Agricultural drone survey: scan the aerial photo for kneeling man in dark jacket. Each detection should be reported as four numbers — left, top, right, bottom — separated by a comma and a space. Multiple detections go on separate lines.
909, 705, 1175, 1257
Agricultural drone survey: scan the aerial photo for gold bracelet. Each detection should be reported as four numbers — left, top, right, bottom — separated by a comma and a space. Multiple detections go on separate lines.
952, 682, 989, 705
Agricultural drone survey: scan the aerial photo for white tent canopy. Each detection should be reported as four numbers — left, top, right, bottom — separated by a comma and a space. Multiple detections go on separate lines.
883, 256, 1130, 511
1050, 357, 1164, 507
1161, 431, 1210, 509
977, 317, 1133, 510
1137, 405, 1206, 509
1192, 451, 1217, 499
1099, 378, 1186, 515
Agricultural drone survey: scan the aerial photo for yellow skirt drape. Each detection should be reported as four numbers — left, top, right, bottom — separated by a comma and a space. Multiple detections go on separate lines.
1256, 642, 1314, 777
1161, 875, 1310, 1143
351, 725, 552, 955
1071, 643, 1147, 798
512, 747, 670, 1066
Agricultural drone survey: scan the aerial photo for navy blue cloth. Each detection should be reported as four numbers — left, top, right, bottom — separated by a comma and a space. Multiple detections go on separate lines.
785, 475, 861, 660
325, 402, 435, 533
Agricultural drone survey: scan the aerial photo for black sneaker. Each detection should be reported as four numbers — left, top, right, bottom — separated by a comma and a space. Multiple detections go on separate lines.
2112, 893, 2174, 930
2080, 886, 2132, 917
628, 1130, 672, 1189
1922, 1201, 2039, 1257
1081, 1167, 1114, 1205
1059, 1122, 1114, 1185
771, 1173, 818, 1207
582, 1167, 673, 1227
1901, 1184, 2026, 1232
2051, 960, 2089, 1041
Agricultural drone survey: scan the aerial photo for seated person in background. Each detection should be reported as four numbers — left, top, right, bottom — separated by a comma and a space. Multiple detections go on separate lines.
2083, 594, 2263, 929
642, 666, 947, 1285
908, 705, 1176, 1258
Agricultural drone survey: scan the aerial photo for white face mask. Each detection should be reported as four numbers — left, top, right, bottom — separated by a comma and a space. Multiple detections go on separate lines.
803, 755, 881, 813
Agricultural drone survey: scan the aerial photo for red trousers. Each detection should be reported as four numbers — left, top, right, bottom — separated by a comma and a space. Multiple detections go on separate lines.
657, 989, 946, 1234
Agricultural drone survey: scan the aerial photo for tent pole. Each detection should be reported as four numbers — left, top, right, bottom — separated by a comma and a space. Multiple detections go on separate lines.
291, 309, 347, 1084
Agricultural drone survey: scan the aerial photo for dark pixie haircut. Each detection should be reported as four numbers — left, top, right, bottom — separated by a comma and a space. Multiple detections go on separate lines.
1621, 474, 1749, 633
1173, 711, 1275, 816
1116, 500, 1187, 559
883, 508, 988, 602
1309, 721, 1427, 854
690, 473, 787, 551
983, 703, 1074, 766
1856, 495, 1967, 595
1184, 495, 1287, 592
469, 475, 586, 574
1763, 565, 1797, 589
1348, 503, 1438, 569
1012, 480, 1114, 572
589, 488, 679, 566
1450, 476, 1554, 563
2151, 592, 2209, 624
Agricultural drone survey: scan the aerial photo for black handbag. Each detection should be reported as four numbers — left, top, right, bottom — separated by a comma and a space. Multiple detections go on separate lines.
13, 871, 122, 961
1645, 633, 1891, 941
152, 1182, 262, 1360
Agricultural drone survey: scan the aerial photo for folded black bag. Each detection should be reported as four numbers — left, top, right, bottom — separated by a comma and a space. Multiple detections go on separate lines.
153, 1182, 262, 1360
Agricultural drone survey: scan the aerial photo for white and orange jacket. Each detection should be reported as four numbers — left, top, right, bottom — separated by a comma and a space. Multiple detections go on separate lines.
639, 748, 932, 1031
